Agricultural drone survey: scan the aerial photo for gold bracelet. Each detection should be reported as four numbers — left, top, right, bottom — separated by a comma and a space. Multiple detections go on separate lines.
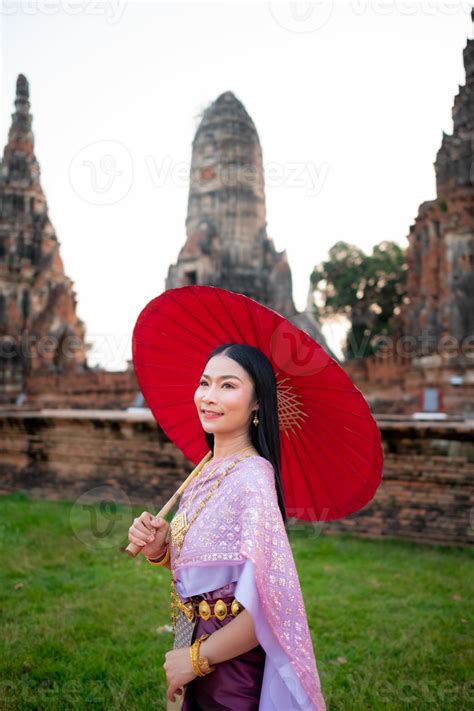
146, 543, 170, 567
189, 633, 216, 676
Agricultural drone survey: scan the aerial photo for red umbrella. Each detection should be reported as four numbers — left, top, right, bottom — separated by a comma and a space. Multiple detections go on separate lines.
132, 285, 383, 522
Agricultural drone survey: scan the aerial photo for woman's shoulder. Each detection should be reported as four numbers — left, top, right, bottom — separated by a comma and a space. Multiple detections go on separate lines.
235, 454, 276, 485
230, 455, 279, 507
252, 454, 275, 472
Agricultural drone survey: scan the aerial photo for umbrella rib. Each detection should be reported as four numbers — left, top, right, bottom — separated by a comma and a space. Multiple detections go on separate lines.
136, 360, 202, 388
302, 397, 374, 421
289, 425, 343, 519
314, 416, 381, 475
338, 423, 383, 445
137, 308, 216, 351
133, 336, 210, 359
213, 288, 248, 343
296, 384, 360, 393
186, 287, 239, 344
300, 424, 380, 515
164, 292, 221, 346
243, 296, 260, 348
134, 358, 200, 374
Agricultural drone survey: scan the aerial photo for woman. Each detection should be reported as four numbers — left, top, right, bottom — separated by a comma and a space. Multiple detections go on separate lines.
128, 342, 327, 710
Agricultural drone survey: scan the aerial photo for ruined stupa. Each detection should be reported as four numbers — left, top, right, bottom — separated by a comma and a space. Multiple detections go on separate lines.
399, 21, 474, 351
0, 74, 87, 403
166, 91, 332, 354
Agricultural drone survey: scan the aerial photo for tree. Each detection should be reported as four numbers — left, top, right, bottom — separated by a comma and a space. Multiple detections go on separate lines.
310, 240, 407, 360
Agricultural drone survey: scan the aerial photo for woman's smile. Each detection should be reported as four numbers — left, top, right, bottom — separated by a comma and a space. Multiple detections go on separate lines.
202, 409, 224, 419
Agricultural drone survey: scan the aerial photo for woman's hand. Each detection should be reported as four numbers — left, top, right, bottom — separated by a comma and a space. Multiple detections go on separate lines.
127, 511, 169, 559
163, 647, 197, 702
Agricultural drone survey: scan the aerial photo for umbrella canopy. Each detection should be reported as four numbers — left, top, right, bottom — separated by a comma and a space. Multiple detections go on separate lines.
132, 285, 384, 522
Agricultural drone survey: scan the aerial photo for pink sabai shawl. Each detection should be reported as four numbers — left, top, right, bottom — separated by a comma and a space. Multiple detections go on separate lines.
169, 453, 326, 711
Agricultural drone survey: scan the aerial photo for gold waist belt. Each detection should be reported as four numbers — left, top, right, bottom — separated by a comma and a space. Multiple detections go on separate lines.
177, 596, 244, 622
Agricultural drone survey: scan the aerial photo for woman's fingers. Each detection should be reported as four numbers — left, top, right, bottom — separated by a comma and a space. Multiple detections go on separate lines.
128, 530, 151, 546
128, 511, 157, 544
167, 684, 182, 703
149, 516, 168, 530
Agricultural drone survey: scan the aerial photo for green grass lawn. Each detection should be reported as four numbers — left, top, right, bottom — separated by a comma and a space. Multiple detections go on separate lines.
0, 490, 472, 710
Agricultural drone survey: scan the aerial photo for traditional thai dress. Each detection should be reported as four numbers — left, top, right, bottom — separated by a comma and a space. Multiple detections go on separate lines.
169, 452, 326, 711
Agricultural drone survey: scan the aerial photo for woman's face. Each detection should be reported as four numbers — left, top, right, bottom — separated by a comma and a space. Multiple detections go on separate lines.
194, 354, 258, 435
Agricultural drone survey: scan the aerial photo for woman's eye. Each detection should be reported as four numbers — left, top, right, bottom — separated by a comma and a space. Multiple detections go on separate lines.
199, 381, 233, 388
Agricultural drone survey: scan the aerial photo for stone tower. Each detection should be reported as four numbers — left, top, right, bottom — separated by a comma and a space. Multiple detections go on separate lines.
166, 91, 332, 354
0, 74, 87, 403
398, 24, 474, 353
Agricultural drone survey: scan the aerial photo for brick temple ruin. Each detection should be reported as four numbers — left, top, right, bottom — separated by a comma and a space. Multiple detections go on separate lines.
0, 81, 332, 409
0, 28, 473, 546
0, 75, 88, 400
344, 27, 474, 417
166, 90, 331, 353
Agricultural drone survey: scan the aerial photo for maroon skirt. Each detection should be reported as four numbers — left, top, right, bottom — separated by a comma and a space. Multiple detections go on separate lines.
181, 593, 266, 711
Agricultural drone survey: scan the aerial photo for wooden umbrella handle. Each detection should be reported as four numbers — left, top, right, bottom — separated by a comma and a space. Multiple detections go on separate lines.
123, 451, 213, 557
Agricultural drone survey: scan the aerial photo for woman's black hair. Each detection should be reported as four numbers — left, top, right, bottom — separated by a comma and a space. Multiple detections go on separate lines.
202, 343, 287, 528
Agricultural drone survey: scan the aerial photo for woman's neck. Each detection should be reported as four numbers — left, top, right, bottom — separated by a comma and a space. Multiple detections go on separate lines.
212, 435, 258, 460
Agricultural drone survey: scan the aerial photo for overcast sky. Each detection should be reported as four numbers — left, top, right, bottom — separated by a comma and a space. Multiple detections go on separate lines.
1, 1, 472, 368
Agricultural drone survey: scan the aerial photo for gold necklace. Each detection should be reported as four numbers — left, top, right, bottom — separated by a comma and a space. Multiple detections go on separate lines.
169, 446, 255, 550
169, 448, 255, 633
180, 460, 220, 515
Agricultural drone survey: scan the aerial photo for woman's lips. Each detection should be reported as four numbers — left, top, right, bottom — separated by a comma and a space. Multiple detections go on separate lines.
202, 410, 224, 419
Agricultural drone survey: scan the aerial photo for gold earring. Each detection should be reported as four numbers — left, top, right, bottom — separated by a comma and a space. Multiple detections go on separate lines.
253, 411, 259, 426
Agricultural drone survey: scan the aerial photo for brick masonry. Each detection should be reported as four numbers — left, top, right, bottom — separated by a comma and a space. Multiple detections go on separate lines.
0, 410, 472, 548
322, 418, 473, 548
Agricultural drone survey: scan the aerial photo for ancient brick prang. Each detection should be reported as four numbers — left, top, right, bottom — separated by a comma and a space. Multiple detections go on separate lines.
397, 33, 474, 354
0, 74, 87, 404
343, 24, 474, 415
166, 91, 333, 356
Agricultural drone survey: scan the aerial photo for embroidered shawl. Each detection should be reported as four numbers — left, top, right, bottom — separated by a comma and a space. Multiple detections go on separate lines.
169, 453, 325, 705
